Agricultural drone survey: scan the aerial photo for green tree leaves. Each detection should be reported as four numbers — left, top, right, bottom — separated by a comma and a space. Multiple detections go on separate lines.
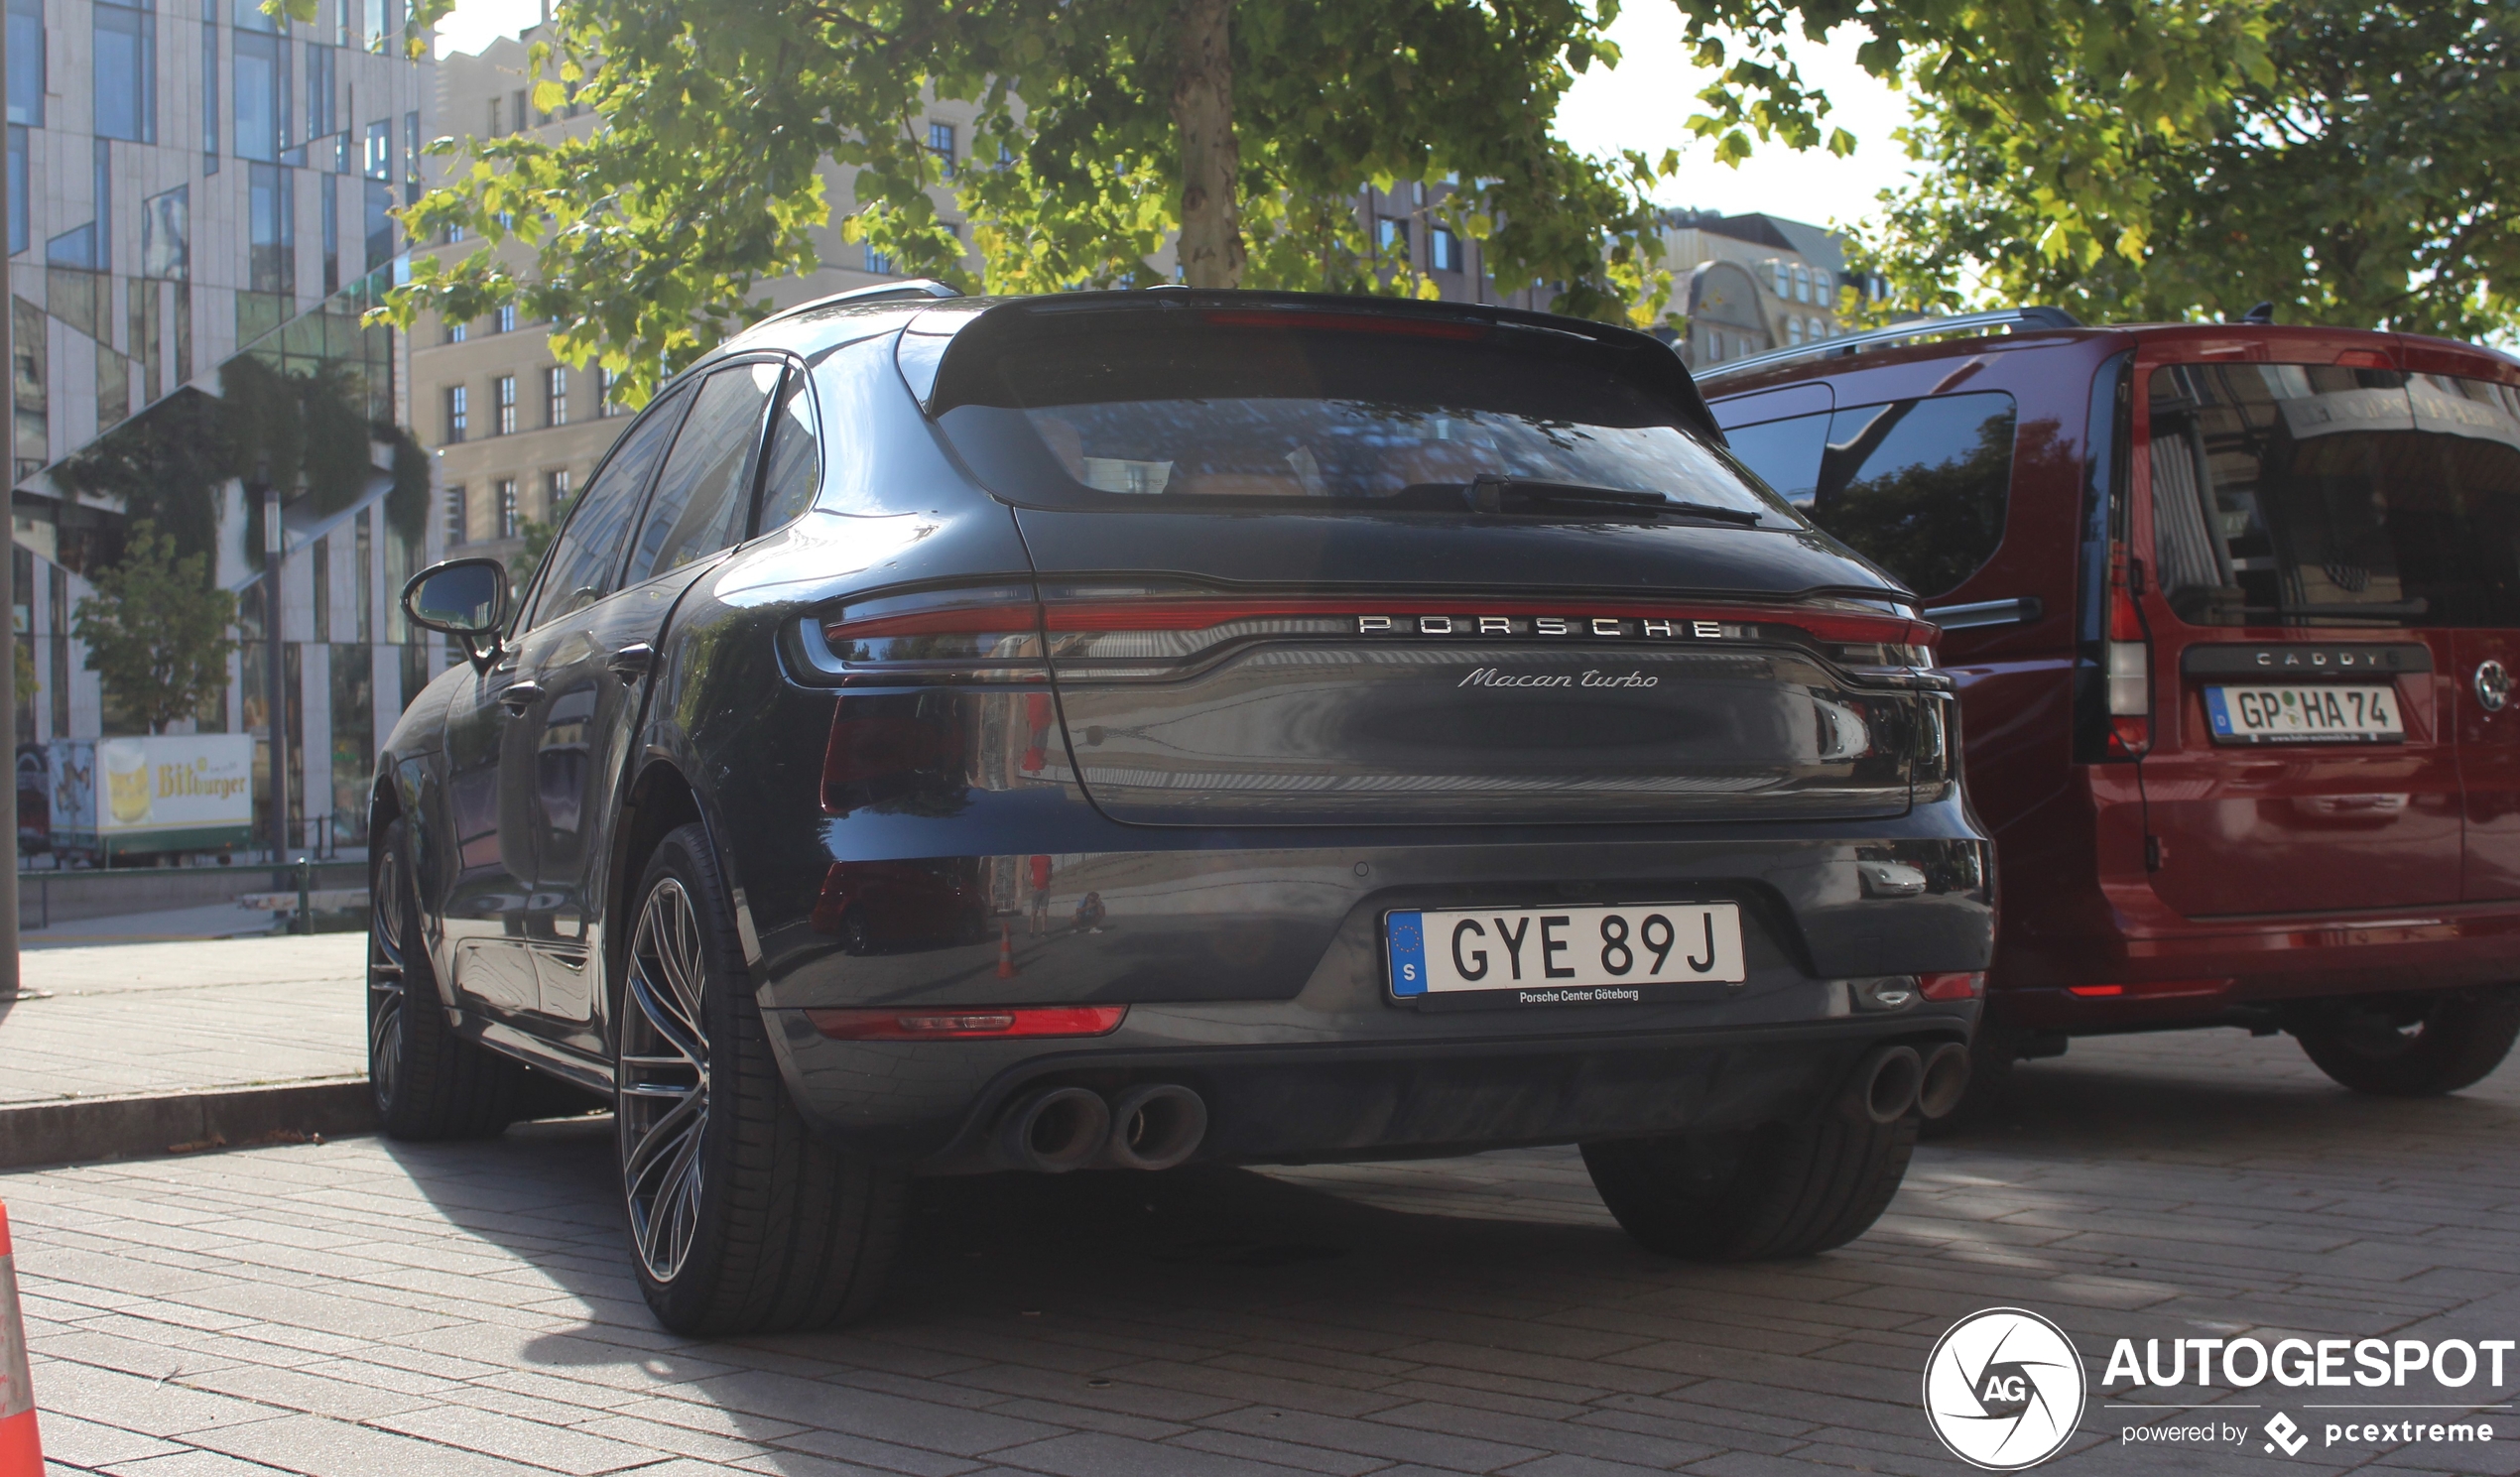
1855, 0, 2516, 337
71, 522, 241, 737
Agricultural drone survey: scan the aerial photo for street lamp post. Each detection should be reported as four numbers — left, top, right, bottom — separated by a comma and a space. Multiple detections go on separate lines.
260, 472, 290, 874
0, 9, 20, 987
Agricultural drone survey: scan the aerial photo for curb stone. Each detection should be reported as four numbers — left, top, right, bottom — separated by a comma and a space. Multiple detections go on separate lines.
0, 1078, 378, 1170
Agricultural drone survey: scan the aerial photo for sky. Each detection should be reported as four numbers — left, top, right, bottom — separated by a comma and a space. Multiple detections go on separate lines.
431, 0, 1921, 237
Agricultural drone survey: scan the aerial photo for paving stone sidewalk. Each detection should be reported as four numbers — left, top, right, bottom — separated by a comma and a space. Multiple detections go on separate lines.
0, 935, 366, 1105
5, 1026, 2516, 1477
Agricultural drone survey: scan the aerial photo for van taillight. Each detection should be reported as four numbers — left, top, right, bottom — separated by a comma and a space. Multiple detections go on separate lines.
2105, 543, 2150, 756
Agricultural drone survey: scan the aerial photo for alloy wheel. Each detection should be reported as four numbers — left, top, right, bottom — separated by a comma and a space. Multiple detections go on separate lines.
619, 877, 712, 1283
367, 844, 407, 1109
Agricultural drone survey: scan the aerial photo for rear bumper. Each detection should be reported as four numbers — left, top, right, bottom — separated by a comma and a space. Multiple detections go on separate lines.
1989, 905, 2520, 1033
769, 1009, 1975, 1170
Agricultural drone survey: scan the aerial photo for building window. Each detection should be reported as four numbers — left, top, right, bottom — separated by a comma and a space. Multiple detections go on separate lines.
234, 30, 281, 162
511, 88, 527, 133
927, 121, 955, 178
198, 18, 215, 168
363, 118, 389, 179
864, 246, 892, 275
319, 173, 339, 294
9, 0, 45, 128
305, 40, 335, 140
1375, 216, 1408, 259
4, 125, 23, 257
443, 384, 467, 443
1429, 226, 1460, 273
1787, 316, 1804, 345
248, 163, 295, 296
494, 304, 516, 334
444, 484, 466, 544
544, 365, 567, 427
93, 1, 157, 143
496, 478, 519, 539
444, 317, 464, 343
598, 367, 622, 417
545, 467, 570, 519
493, 375, 517, 435
1791, 265, 1810, 303
360, 175, 393, 270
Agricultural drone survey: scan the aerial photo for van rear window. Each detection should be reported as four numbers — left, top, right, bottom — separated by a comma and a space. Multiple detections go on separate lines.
2148, 364, 2520, 628
928, 315, 1790, 523
1722, 392, 2017, 598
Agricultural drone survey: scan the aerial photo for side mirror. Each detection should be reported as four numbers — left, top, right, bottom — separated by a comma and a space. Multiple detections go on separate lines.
402, 557, 512, 668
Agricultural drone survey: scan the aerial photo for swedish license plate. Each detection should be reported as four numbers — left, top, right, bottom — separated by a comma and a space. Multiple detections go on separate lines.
1386, 903, 1745, 1003
2205, 684, 2404, 744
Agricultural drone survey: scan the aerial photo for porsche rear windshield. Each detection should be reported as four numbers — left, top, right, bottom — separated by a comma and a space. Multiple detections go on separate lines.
928, 312, 1793, 522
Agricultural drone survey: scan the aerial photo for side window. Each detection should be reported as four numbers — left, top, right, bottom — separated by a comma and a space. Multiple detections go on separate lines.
524, 384, 691, 631
755, 368, 823, 535
2416, 375, 2520, 627
620, 361, 780, 587
1722, 411, 1829, 506
1810, 392, 2017, 599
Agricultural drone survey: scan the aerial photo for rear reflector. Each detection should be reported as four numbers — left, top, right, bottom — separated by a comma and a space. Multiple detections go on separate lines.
804, 1005, 1127, 1041
1918, 971, 1984, 1001
2067, 978, 2231, 999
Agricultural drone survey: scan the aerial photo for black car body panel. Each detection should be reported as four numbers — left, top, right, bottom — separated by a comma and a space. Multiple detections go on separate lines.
377, 289, 1991, 1173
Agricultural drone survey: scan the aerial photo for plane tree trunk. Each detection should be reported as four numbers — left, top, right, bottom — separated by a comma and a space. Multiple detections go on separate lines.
1170, 0, 1245, 289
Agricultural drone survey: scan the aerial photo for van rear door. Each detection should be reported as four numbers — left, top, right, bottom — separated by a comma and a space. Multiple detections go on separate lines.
2131, 357, 2475, 916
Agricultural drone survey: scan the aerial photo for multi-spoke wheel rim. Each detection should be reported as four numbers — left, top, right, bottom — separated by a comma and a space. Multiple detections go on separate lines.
619, 877, 710, 1284
367, 845, 408, 1110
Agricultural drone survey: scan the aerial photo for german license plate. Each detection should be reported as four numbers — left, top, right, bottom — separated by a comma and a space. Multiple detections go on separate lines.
1386, 903, 1744, 1003
2205, 684, 2404, 744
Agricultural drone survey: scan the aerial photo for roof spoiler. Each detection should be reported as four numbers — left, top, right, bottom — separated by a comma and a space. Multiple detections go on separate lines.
1695, 307, 2083, 385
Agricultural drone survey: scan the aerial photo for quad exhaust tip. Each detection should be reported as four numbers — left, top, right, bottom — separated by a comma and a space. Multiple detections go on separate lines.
997, 1082, 1210, 1172
1106, 1083, 1207, 1171
1916, 1041, 1972, 1120
1846, 1044, 1924, 1125
999, 1086, 1111, 1172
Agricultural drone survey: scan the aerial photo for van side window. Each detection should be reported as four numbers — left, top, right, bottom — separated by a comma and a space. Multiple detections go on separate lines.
1728, 393, 2017, 599
524, 383, 692, 631
2149, 365, 2520, 628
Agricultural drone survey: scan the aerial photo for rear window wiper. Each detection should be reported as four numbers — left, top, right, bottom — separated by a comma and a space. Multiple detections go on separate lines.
1463, 476, 1766, 527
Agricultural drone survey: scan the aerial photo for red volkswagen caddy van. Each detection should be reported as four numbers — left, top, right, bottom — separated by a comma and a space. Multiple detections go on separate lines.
1701, 310, 2520, 1104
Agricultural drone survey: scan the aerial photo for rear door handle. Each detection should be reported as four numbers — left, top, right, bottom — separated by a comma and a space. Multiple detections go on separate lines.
496, 679, 546, 714
607, 643, 656, 679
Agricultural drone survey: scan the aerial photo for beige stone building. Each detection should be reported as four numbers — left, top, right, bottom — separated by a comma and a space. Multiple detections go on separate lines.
1660, 210, 1888, 369
414, 26, 988, 570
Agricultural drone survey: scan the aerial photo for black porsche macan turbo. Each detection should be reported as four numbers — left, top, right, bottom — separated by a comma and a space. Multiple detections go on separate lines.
376, 284, 1992, 1335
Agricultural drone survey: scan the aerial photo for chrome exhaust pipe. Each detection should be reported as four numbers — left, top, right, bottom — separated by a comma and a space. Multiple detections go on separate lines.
1844, 1044, 1923, 1125
1916, 1041, 1972, 1120
998, 1086, 1111, 1172
1104, 1083, 1207, 1171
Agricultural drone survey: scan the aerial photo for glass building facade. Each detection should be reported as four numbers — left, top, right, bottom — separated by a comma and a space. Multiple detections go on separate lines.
9, 0, 438, 859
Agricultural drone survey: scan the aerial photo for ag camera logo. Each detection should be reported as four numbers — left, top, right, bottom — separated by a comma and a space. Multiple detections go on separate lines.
1924, 1308, 2087, 1469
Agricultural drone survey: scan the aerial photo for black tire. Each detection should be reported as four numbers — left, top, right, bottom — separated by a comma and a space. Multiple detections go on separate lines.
1581, 1109, 1917, 1261
368, 816, 524, 1140
2292, 988, 2520, 1097
616, 823, 906, 1336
